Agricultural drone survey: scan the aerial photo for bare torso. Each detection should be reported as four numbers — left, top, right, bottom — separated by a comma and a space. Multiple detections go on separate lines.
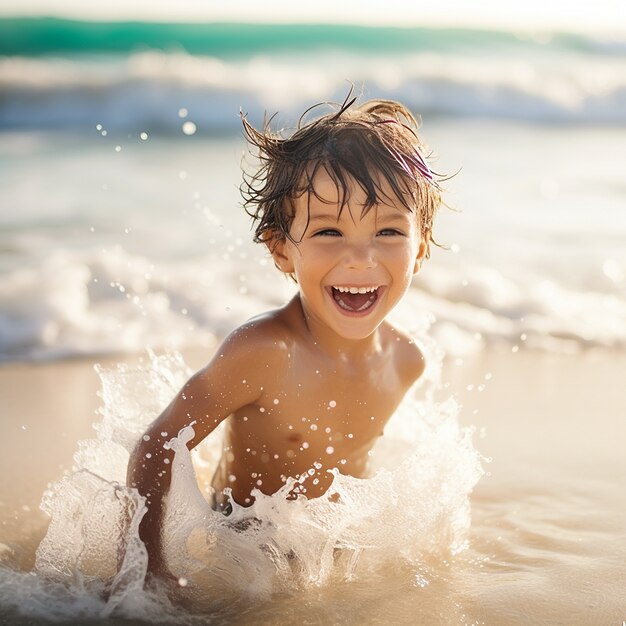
210, 297, 423, 506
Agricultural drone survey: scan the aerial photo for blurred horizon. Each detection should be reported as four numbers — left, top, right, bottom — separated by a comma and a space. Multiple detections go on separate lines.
0, 0, 625, 36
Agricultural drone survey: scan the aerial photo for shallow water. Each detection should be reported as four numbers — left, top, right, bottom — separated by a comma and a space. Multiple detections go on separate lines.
1, 348, 625, 624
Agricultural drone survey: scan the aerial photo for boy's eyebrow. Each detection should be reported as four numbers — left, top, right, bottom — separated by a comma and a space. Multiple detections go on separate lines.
309, 213, 342, 223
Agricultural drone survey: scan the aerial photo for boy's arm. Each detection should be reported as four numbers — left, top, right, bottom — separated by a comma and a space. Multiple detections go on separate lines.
126, 326, 266, 578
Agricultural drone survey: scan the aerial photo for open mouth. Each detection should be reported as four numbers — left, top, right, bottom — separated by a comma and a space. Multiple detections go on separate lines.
328, 285, 382, 314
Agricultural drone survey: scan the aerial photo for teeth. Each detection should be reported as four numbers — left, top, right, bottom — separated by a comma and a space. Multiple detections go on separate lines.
333, 286, 378, 294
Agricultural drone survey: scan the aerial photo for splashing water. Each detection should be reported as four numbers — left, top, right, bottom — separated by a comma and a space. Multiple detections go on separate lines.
1, 349, 482, 623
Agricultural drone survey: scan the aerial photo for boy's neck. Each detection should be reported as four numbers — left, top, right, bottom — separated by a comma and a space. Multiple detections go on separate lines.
292, 295, 383, 361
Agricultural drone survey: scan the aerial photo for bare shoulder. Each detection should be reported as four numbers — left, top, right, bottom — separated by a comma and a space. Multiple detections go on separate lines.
207, 302, 297, 374
381, 322, 426, 387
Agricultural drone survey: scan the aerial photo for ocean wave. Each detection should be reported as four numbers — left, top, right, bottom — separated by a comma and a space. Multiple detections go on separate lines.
0, 247, 624, 363
1, 48, 626, 131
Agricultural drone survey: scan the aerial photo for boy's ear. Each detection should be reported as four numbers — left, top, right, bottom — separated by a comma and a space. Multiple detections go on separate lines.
413, 236, 429, 275
268, 236, 295, 274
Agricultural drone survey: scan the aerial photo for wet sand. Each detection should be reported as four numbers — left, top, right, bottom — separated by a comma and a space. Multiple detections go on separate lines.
1, 347, 625, 624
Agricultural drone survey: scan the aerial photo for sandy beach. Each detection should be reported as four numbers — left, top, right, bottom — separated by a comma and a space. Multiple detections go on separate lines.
1, 346, 624, 624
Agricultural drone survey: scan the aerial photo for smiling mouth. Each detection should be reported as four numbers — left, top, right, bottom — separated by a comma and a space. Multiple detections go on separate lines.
328, 285, 382, 314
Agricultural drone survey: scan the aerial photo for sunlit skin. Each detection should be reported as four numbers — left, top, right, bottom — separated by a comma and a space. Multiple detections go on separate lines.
127, 169, 428, 578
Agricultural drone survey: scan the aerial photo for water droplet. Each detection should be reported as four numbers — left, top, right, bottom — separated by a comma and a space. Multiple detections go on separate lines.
21, 425, 27, 431
324, 427, 331, 433
328, 400, 336, 408
273, 398, 280, 405
143, 435, 150, 441
301, 442, 309, 449
96, 123, 102, 131
178, 107, 188, 118
178, 577, 188, 587
512, 345, 519, 353
140, 131, 148, 140
163, 458, 170, 464
228, 474, 236, 482
115, 145, 121, 152
325, 446, 334, 454
310, 424, 318, 431
160, 432, 168, 437
145, 453, 152, 459
182, 121, 197, 136
101, 130, 107, 136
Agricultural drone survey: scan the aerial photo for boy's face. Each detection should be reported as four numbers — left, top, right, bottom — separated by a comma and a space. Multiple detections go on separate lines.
272, 169, 426, 342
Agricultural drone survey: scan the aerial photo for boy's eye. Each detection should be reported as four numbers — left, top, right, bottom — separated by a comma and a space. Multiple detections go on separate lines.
313, 229, 342, 237
377, 229, 404, 236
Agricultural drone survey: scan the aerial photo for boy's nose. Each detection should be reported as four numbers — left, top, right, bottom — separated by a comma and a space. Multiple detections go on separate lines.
343, 243, 377, 269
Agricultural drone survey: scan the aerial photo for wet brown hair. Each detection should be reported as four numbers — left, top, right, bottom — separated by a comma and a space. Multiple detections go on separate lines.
240, 94, 443, 258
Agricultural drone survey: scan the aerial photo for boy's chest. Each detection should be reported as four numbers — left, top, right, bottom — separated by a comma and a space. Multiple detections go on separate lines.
240, 353, 407, 448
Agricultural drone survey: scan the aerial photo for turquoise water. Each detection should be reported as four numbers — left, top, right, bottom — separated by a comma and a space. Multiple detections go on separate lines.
0, 17, 607, 57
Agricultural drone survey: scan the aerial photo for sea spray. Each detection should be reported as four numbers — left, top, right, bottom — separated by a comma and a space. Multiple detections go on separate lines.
3, 348, 482, 621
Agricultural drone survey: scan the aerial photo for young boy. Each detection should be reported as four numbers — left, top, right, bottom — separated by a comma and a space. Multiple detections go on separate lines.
127, 96, 441, 578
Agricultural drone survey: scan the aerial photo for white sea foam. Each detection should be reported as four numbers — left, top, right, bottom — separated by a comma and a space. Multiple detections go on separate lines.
0, 349, 482, 622
1, 48, 626, 131
0, 245, 624, 362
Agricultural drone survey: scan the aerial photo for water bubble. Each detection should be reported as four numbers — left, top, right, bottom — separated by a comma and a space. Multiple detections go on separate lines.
324, 427, 331, 433
301, 442, 309, 449
325, 446, 334, 454
140, 132, 148, 140
228, 474, 236, 482
178, 108, 188, 118
328, 400, 337, 408
182, 121, 197, 136
96, 123, 102, 131
178, 577, 188, 587
273, 398, 280, 405
310, 424, 318, 431
163, 458, 170, 464
160, 432, 168, 437
101, 130, 107, 136
143, 435, 150, 441
312, 478, 319, 485
115, 145, 121, 152
145, 453, 152, 459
